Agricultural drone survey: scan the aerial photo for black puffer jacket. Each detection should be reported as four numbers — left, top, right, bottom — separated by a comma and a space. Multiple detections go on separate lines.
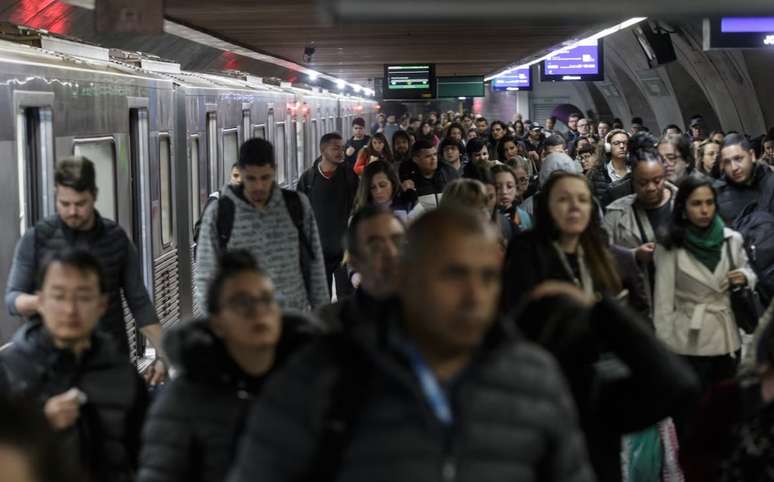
515, 296, 700, 482
226, 303, 595, 482
0, 321, 148, 482
716, 163, 774, 224
137, 313, 320, 482
589, 163, 614, 208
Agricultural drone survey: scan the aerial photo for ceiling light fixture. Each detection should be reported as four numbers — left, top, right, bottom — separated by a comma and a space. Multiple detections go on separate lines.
485, 17, 647, 81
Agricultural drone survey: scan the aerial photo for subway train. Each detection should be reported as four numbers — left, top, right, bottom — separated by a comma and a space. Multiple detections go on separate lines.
0, 25, 378, 360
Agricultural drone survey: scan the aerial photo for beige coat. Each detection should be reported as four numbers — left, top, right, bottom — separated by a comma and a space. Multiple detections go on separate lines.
602, 183, 678, 250
653, 228, 757, 357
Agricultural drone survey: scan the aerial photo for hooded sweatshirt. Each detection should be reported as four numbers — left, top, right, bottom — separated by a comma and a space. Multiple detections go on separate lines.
194, 184, 329, 312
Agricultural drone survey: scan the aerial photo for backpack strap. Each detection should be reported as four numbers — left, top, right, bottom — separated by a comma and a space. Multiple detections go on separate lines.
632, 206, 649, 244
215, 196, 235, 253
294, 334, 372, 482
281, 189, 314, 259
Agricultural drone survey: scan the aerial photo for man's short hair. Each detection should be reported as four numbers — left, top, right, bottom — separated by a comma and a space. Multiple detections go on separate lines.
465, 138, 488, 157
722, 133, 752, 152
55, 157, 97, 195
569, 113, 581, 120
320, 132, 343, 148
411, 139, 435, 157
439, 137, 464, 153
476, 117, 488, 124
352, 117, 366, 128
239, 138, 275, 169
544, 134, 566, 149
37, 248, 106, 293
346, 205, 402, 258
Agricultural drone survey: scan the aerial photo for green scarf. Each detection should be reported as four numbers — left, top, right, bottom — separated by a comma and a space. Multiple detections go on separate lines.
685, 215, 725, 272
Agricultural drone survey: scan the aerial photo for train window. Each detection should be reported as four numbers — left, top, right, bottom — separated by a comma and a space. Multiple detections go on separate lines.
242, 110, 251, 143
254, 124, 266, 139
16, 106, 54, 234
311, 119, 319, 159
295, 121, 304, 176
289, 120, 298, 182
206, 112, 217, 192
189, 136, 201, 231
129, 107, 153, 292
74, 139, 117, 221
159, 135, 173, 246
223, 129, 239, 183
275, 122, 286, 185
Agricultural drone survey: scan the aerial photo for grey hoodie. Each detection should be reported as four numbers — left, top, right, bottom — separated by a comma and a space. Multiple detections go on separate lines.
194, 183, 329, 313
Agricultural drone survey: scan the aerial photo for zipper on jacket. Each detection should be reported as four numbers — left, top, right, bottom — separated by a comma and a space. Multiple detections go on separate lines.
442, 455, 457, 482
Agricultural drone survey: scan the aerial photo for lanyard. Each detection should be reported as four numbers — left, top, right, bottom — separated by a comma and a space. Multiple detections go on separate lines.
553, 242, 595, 297
401, 342, 454, 426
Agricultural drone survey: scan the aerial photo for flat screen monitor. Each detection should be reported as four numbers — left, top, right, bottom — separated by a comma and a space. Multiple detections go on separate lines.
703, 17, 774, 50
383, 64, 436, 100
491, 66, 532, 91
436, 75, 485, 98
540, 38, 604, 82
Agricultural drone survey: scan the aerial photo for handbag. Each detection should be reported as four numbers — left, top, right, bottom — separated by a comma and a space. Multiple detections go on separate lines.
726, 242, 763, 334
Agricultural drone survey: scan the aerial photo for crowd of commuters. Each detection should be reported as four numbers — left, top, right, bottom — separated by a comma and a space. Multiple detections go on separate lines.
2, 108, 774, 482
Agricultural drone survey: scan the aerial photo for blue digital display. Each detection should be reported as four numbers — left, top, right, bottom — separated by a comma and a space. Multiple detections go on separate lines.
492, 67, 532, 91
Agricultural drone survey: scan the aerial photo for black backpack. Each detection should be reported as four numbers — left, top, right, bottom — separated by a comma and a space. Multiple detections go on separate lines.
733, 202, 774, 303
198, 189, 315, 293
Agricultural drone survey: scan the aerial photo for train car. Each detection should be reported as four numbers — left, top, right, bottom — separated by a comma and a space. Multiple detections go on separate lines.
0, 25, 378, 362
0, 33, 177, 362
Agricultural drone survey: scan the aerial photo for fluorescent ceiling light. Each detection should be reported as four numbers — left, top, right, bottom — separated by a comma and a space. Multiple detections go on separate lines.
307, 71, 319, 80
336, 79, 346, 89
352, 84, 362, 92
485, 17, 647, 81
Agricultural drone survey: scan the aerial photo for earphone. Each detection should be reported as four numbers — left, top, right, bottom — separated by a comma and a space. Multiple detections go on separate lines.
604, 129, 630, 154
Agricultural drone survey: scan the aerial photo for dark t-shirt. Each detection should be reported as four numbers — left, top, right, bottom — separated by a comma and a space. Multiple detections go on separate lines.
344, 135, 370, 169
645, 202, 672, 240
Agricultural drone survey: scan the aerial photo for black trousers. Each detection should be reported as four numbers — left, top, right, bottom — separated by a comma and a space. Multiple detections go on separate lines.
325, 257, 353, 301
674, 351, 740, 442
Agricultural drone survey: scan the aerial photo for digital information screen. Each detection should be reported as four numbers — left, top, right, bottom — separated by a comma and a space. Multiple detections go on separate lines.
437, 76, 485, 98
704, 17, 774, 49
383, 64, 436, 99
541, 38, 604, 82
491, 66, 532, 91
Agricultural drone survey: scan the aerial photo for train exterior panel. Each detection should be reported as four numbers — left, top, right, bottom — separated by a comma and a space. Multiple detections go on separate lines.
0, 32, 378, 363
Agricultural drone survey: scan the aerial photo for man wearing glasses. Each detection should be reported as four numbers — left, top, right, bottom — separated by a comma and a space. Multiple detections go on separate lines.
590, 129, 631, 208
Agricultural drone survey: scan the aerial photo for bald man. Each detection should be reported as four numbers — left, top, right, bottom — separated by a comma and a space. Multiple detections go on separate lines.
228, 207, 594, 482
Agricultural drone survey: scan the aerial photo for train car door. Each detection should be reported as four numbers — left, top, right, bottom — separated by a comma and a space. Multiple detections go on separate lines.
222, 128, 239, 182
295, 120, 305, 175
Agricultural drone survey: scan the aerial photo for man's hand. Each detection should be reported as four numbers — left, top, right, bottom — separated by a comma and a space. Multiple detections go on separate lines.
401, 179, 416, 191
635, 242, 656, 264
143, 358, 167, 386
44, 389, 84, 430
345, 146, 355, 157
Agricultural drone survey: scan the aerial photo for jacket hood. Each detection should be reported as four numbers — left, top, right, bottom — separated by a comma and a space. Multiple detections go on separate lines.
163, 313, 321, 386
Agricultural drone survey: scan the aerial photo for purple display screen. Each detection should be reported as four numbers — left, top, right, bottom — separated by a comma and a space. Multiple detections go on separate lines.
721, 17, 774, 33
492, 67, 531, 91
543, 39, 601, 77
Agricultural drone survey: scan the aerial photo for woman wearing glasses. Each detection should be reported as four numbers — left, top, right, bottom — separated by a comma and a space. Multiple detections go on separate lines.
137, 250, 318, 482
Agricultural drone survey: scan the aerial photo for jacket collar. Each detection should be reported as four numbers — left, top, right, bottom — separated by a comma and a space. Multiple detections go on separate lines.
56, 210, 106, 241
677, 228, 735, 291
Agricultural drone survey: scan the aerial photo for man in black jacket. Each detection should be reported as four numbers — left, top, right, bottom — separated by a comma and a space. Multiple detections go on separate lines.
317, 206, 405, 332
4, 157, 166, 383
399, 139, 459, 211
0, 249, 148, 482
716, 133, 774, 223
227, 207, 594, 482
343, 117, 370, 170
297, 132, 359, 298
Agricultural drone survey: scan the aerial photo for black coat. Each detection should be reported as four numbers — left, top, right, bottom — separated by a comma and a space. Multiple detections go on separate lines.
515, 296, 700, 482
716, 163, 774, 224
226, 303, 595, 482
589, 163, 614, 208
501, 231, 650, 318
137, 314, 319, 482
0, 321, 148, 482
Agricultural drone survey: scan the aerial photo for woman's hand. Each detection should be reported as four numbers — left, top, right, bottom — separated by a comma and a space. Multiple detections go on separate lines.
728, 270, 748, 287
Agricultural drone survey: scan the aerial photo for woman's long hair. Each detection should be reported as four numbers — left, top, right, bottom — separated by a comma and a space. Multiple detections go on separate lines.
662, 176, 718, 250
533, 172, 622, 294
354, 160, 401, 211
361, 132, 393, 164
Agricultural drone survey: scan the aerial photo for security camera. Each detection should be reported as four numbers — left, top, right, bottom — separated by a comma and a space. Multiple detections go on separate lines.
303, 46, 315, 63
